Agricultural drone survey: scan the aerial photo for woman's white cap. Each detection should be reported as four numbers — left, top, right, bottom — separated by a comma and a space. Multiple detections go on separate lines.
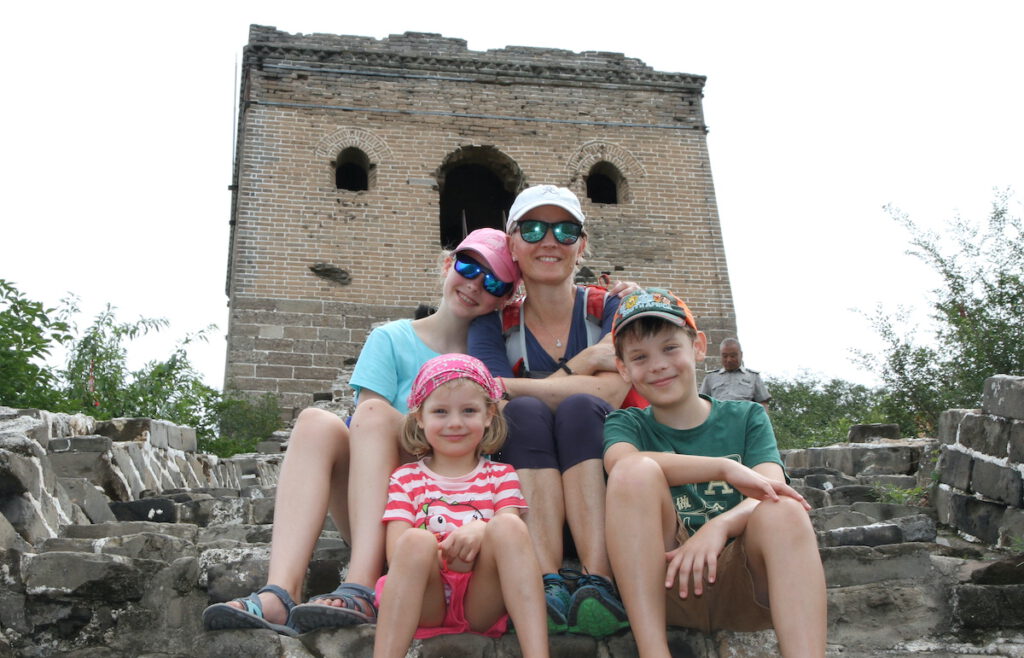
505, 185, 586, 233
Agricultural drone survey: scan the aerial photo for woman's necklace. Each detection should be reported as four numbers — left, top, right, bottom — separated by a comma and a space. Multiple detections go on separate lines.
526, 298, 572, 349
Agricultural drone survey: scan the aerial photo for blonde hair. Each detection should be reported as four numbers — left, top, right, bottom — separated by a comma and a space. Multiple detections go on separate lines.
400, 380, 508, 458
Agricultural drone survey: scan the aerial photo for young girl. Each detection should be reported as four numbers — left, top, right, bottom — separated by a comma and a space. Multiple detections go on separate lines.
202, 229, 520, 634
373, 354, 548, 658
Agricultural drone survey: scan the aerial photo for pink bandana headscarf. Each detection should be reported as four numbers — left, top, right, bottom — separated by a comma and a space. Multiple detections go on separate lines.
407, 354, 505, 410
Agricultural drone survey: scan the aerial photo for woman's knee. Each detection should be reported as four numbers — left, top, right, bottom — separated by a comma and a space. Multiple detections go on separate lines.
289, 407, 350, 450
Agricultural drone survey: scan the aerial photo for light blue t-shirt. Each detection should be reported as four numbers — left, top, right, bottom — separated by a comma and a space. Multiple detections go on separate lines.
349, 319, 439, 414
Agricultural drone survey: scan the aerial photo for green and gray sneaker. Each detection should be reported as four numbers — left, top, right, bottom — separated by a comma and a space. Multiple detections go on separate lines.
566, 572, 630, 638
543, 573, 571, 634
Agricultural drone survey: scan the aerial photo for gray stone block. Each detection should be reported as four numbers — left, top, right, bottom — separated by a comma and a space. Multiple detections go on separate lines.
0, 449, 41, 496
999, 507, 1024, 548
945, 489, 1006, 544
0, 493, 57, 545
22, 551, 162, 601
847, 423, 901, 442
48, 435, 113, 452
892, 514, 937, 542
0, 414, 49, 447
804, 472, 859, 490
810, 506, 874, 532
938, 408, 976, 445
59, 477, 117, 523
827, 485, 877, 506
983, 375, 1024, 420
850, 502, 936, 522
858, 474, 919, 489
971, 459, 1023, 507
1011, 419, 1024, 465
954, 584, 1024, 628
820, 522, 903, 547
959, 413, 1010, 459
0, 513, 30, 552
936, 445, 973, 491
180, 426, 198, 452
95, 417, 152, 442
801, 443, 923, 476
64, 520, 198, 542
109, 499, 178, 523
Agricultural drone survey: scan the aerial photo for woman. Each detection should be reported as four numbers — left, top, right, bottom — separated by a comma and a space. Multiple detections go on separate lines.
468, 185, 634, 638
202, 228, 520, 634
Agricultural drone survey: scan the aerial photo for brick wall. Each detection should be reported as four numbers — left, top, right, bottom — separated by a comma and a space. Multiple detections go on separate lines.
935, 375, 1024, 546
226, 25, 737, 417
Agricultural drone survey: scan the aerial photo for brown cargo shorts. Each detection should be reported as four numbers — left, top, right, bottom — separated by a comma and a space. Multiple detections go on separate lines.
664, 520, 773, 633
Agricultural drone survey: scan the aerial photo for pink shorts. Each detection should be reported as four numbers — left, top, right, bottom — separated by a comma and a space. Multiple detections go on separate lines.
375, 568, 509, 639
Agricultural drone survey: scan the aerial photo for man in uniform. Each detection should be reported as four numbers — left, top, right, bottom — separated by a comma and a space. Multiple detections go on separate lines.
698, 338, 771, 410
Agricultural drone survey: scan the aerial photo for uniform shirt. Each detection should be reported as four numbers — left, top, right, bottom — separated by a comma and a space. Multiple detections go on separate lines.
383, 457, 527, 540
699, 366, 771, 403
603, 397, 783, 534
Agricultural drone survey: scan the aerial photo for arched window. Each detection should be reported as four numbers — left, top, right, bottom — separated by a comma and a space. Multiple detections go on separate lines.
586, 161, 623, 204
437, 147, 522, 249
335, 147, 371, 191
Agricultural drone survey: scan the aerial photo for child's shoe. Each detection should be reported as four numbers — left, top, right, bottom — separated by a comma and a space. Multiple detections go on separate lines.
565, 572, 629, 638
543, 572, 571, 634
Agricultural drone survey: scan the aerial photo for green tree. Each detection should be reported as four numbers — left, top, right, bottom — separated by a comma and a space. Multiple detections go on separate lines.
858, 191, 1024, 435
766, 372, 885, 449
0, 280, 73, 409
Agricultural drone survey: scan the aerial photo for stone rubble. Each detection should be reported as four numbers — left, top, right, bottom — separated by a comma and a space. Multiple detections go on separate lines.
0, 376, 1022, 656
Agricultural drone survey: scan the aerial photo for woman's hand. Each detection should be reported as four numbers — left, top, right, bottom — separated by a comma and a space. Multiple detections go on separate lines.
606, 279, 642, 298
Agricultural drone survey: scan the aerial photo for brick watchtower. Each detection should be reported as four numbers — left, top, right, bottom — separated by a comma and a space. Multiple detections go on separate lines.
225, 25, 737, 418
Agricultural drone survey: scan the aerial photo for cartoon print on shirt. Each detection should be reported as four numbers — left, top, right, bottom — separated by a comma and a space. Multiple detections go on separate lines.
418, 498, 483, 540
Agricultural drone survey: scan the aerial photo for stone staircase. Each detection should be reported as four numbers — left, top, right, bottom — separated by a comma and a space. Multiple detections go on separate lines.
2, 377, 1023, 657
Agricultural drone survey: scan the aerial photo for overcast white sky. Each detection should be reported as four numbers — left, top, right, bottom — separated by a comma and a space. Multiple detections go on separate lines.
3, 1, 1022, 391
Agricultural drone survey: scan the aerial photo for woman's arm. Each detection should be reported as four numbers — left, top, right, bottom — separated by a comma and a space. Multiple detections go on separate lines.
503, 369, 630, 410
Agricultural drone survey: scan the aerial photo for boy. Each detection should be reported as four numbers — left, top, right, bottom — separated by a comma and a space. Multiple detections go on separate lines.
602, 289, 826, 658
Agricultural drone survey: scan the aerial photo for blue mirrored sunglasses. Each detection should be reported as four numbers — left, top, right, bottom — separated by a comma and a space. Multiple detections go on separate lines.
453, 255, 514, 297
517, 220, 582, 245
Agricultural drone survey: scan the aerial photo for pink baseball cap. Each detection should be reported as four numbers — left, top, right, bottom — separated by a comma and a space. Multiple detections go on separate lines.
505, 185, 586, 233
454, 228, 520, 288
407, 354, 506, 410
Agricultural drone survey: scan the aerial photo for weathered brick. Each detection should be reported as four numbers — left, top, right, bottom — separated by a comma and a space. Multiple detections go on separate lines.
959, 413, 1010, 459
983, 375, 1024, 420
971, 460, 1023, 507
936, 445, 973, 491
224, 27, 737, 417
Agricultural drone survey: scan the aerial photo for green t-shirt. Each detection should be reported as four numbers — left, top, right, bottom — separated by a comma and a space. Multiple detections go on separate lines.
603, 395, 784, 535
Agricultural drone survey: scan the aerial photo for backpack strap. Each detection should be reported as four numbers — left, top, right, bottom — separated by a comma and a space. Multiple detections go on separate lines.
502, 301, 529, 376
580, 285, 608, 346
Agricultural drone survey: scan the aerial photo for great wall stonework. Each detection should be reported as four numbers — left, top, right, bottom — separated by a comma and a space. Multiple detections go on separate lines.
225, 26, 738, 419
1, 376, 1023, 656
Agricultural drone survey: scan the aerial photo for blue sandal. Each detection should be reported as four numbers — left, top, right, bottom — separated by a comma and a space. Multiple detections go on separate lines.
289, 583, 377, 632
202, 584, 299, 636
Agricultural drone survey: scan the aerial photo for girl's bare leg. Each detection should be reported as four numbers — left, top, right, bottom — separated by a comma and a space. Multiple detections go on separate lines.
373, 529, 446, 658
465, 514, 549, 658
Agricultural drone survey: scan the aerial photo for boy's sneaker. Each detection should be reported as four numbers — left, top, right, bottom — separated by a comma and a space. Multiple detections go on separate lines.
565, 572, 630, 638
543, 573, 571, 634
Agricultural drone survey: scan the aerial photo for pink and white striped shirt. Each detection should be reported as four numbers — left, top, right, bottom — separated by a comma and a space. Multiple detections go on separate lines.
383, 457, 527, 540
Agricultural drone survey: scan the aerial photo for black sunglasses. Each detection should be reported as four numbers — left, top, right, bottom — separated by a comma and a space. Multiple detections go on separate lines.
453, 255, 514, 297
516, 220, 583, 245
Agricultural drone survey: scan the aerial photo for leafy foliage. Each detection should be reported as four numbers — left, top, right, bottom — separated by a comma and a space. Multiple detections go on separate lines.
0, 281, 282, 457
871, 483, 929, 507
857, 191, 1024, 435
203, 392, 283, 457
767, 372, 885, 449
0, 280, 73, 410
